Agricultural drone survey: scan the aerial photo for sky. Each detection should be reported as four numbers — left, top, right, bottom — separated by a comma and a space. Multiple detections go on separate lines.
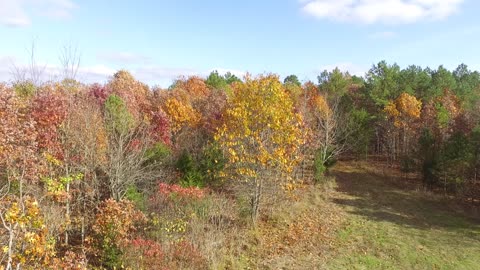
0, 0, 479, 87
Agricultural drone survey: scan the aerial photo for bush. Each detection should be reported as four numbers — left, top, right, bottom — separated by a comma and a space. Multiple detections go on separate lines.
88, 199, 146, 268
144, 142, 171, 165
176, 150, 204, 187
125, 185, 147, 211
314, 150, 337, 183
199, 143, 226, 187
175, 144, 226, 188
13, 81, 36, 98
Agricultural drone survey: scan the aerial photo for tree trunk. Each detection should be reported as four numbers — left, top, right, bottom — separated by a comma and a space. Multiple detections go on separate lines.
251, 176, 263, 225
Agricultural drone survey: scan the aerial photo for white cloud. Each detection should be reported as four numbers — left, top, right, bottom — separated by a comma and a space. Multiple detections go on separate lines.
0, 55, 112, 84
300, 0, 463, 24
0, 56, 246, 87
0, 57, 13, 81
0, 0, 78, 27
369, 31, 397, 39
317, 62, 367, 77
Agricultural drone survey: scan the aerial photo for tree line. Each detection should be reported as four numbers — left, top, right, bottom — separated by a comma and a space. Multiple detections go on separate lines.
0, 60, 479, 269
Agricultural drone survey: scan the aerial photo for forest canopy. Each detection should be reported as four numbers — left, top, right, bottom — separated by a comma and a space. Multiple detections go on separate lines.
1, 61, 480, 269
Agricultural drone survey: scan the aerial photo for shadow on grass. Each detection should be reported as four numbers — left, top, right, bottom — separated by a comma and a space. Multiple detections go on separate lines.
330, 168, 480, 234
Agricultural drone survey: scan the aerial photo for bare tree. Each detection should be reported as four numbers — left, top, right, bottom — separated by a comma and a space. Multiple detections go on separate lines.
59, 43, 81, 81
102, 116, 165, 201
310, 93, 354, 174
10, 41, 46, 87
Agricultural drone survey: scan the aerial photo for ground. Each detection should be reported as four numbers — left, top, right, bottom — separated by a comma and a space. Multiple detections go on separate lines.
251, 161, 480, 269
326, 161, 480, 270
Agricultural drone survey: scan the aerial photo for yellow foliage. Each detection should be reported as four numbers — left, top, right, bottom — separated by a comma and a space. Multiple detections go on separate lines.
164, 97, 200, 133
215, 74, 303, 181
312, 94, 331, 118
1, 196, 55, 268
384, 92, 422, 128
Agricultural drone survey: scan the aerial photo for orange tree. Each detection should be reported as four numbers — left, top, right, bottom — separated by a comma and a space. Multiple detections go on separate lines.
384, 92, 422, 158
214, 74, 303, 223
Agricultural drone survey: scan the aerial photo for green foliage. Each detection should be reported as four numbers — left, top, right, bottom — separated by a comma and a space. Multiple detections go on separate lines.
439, 133, 474, 192
224, 71, 241, 84
175, 145, 226, 188
471, 126, 480, 170
435, 104, 450, 128
206, 70, 228, 90
144, 142, 170, 164
431, 65, 456, 97
318, 68, 350, 97
284, 74, 301, 87
453, 64, 480, 108
314, 151, 327, 183
347, 108, 374, 157
125, 185, 147, 211
399, 65, 431, 99
199, 142, 226, 187
176, 150, 195, 174
365, 61, 401, 106
206, 70, 241, 90
104, 94, 134, 133
13, 81, 36, 98
314, 148, 336, 183
176, 150, 204, 187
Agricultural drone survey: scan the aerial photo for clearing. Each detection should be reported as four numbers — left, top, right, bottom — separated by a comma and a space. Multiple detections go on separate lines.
325, 161, 480, 270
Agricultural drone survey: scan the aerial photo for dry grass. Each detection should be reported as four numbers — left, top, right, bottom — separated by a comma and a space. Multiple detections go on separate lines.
134, 161, 480, 269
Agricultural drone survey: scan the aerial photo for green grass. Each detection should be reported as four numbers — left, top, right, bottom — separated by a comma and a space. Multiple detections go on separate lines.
327, 162, 480, 270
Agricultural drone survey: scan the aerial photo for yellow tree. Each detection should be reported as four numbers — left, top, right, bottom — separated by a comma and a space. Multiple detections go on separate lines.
0, 87, 55, 270
163, 97, 200, 137
384, 92, 422, 158
215, 74, 303, 222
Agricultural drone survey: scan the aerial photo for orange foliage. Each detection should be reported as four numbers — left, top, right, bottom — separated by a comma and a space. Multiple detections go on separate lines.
163, 97, 200, 133
176, 76, 210, 98
108, 70, 151, 121
384, 92, 422, 128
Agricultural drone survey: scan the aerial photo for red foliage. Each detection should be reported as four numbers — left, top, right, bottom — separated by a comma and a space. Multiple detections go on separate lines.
0, 88, 40, 183
197, 89, 228, 134
170, 240, 208, 269
131, 238, 164, 258
157, 183, 205, 199
88, 83, 111, 105
88, 199, 147, 265
150, 108, 171, 145
31, 90, 68, 157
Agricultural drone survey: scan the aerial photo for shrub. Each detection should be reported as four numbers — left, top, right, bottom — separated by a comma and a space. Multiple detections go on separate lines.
88, 199, 146, 268
144, 142, 170, 165
176, 150, 204, 187
199, 143, 226, 187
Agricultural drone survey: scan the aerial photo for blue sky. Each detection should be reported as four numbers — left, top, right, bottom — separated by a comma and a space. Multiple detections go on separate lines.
0, 0, 478, 87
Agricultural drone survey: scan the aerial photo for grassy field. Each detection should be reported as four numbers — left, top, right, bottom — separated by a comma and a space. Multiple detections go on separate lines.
324, 162, 480, 270
182, 161, 480, 269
